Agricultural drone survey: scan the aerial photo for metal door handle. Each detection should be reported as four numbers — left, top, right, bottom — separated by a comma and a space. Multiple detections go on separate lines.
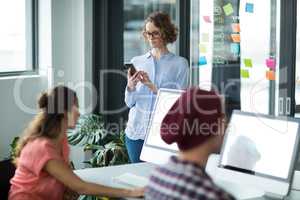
279, 97, 284, 115
286, 97, 291, 115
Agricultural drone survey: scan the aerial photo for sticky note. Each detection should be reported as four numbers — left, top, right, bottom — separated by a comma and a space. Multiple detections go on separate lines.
231, 23, 240, 32
241, 69, 250, 78
203, 16, 212, 23
266, 70, 275, 80
230, 43, 240, 54
201, 33, 209, 42
246, 3, 254, 13
199, 56, 207, 65
223, 3, 234, 16
266, 58, 276, 70
231, 34, 240, 43
199, 44, 207, 53
244, 58, 253, 67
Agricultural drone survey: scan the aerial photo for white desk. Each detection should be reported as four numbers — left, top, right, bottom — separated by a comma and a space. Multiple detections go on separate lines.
75, 162, 300, 200
75, 162, 155, 200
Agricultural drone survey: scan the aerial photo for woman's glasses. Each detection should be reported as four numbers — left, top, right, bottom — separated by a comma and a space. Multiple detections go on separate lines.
143, 31, 161, 38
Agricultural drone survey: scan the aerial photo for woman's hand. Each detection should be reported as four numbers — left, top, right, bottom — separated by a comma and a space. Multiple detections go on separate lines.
127, 69, 141, 92
45, 159, 144, 198
127, 187, 145, 197
140, 71, 157, 93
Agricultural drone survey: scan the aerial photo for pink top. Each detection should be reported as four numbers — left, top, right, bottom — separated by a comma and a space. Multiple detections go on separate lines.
9, 134, 70, 200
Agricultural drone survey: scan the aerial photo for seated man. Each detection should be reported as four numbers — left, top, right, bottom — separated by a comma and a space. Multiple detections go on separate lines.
145, 87, 235, 200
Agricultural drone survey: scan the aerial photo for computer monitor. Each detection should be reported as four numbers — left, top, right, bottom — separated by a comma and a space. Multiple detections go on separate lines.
217, 110, 300, 198
140, 88, 184, 165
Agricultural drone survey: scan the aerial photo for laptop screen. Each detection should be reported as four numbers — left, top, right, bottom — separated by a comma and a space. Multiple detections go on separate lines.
220, 111, 300, 180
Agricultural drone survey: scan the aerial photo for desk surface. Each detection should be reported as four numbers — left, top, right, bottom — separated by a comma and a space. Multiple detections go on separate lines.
75, 162, 155, 185
75, 162, 300, 200
75, 162, 155, 200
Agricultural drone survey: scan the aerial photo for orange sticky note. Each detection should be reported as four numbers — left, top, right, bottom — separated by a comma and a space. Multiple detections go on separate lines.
231, 34, 240, 43
231, 23, 240, 32
266, 70, 275, 80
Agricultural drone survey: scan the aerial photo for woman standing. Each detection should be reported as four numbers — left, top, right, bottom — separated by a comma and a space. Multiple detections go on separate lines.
125, 12, 189, 163
9, 86, 143, 199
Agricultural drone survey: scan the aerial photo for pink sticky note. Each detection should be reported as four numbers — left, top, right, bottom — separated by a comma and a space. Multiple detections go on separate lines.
203, 16, 211, 23
266, 58, 276, 70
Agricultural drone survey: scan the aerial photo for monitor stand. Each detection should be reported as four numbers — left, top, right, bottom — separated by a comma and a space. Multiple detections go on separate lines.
215, 179, 265, 199
206, 154, 298, 200
292, 171, 300, 190
206, 154, 264, 199
249, 195, 284, 200
291, 161, 300, 190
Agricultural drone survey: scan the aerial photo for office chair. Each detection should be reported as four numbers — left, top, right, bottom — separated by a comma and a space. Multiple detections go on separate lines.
0, 159, 16, 200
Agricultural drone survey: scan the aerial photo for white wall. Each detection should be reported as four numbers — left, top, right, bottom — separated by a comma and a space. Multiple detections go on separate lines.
0, 76, 48, 160
52, 0, 94, 114
51, 0, 94, 169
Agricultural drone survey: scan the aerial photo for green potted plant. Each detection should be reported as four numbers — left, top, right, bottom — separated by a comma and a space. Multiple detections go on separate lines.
68, 114, 129, 167
68, 114, 129, 200
9, 136, 20, 163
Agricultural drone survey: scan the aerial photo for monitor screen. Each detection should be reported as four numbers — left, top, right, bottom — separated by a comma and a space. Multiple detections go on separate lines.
144, 89, 184, 152
220, 111, 300, 180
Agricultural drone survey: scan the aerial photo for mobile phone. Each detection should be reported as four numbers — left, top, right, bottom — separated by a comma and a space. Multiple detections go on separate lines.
124, 63, 137, 76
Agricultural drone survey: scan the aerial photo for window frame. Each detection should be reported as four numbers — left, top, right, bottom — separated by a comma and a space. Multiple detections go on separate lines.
278, 0, 297, 117
0, 0, 39, 77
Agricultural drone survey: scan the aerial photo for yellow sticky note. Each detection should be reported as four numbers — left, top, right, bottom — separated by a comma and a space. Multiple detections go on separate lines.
231, 23, 240, 32
223, 3, 234, 16
231, 34, 240, 43
266, 70, 275, 80
241, 69, 249, 78
201, 33, 209, 42
244, 58, 252, 68
199, 44, 207, 53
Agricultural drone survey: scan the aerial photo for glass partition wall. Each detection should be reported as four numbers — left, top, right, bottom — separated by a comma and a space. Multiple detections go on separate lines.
190, 0, 280, 117
294, 1, 300, 118
123, 0, 179, 63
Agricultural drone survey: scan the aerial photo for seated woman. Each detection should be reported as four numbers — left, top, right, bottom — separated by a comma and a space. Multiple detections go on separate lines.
145, 87, 235, 200
9, 86, 143, 200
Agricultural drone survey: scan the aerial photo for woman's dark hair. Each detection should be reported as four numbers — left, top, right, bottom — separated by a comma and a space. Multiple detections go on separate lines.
15, 86, 78, 161
142, 11, 178, 44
